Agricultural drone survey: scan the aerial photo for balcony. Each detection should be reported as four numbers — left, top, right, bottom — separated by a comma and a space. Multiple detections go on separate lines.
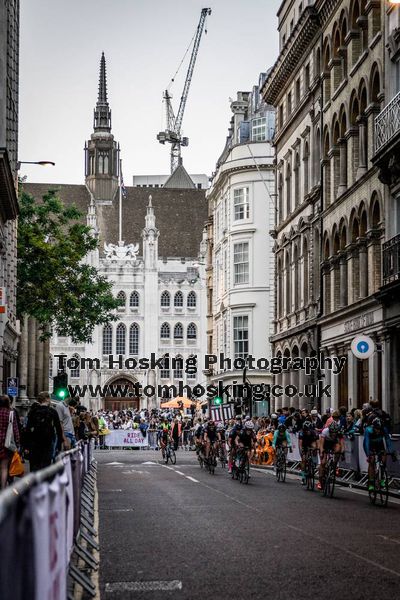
375, 91, 400, 155
383, 234, 400, 286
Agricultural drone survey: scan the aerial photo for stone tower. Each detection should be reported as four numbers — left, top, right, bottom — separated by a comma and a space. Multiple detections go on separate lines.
84, 52, 119, 204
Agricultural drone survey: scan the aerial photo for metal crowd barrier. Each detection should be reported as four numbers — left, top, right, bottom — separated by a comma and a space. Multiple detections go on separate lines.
0, 440, 98, 600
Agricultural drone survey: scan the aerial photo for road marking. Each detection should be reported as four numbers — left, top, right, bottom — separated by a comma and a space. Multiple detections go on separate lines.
105, 580, 182, 593
186, 476, 199, 483
175, 471, 185, 476
103, 489, 122, 492
142, 461, 157, 465
104, 462, 124, 466
378, 534, 400, 545
107, 509, 135, 513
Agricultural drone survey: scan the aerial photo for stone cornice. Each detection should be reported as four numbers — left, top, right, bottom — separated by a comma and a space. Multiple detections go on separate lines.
261, 6, 320, 105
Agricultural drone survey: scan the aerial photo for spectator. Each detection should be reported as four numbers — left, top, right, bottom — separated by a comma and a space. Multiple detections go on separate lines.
0, 395, 20, 489
25, 391, 63, 472
52, 395, 76, 449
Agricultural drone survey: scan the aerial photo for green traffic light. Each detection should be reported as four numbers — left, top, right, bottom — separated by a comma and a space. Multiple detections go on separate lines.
57, 389, 67, 399
214, 396, 222, 406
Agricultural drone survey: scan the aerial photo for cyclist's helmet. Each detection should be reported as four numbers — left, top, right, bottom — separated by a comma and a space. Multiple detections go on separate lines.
278, 424, 286, 433
245, 421, 255, 430
329, 422, 340, 435
372, 417, 382, 430
302, 420, 312, 430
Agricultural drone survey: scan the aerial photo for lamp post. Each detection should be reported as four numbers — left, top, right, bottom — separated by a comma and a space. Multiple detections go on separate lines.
17, 160, 55, 169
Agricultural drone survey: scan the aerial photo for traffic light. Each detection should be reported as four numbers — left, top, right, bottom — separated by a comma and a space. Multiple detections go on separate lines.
53, 371, 69, 400
213, 396, 222, 406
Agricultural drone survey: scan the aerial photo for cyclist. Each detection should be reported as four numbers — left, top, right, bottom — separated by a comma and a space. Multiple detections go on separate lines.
228, 416, 242, 473
235, 420, 256, 469
272, 423, 293, 467
194, 418, 204, 456
217, 422, 227, 462
318, 421, 344, 490
158, 416, 171, 458
298, 420, 319, 486
203, 419, 218, 463
364, 417, 395, 492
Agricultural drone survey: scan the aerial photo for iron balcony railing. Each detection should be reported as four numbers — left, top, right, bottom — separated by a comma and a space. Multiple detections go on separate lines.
383, 234, 400, 286
375, 90, 400, 154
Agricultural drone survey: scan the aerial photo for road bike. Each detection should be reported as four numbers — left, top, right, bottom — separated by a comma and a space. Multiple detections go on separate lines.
163, 442, 176, 465
232, 447, 250, 484
205, 444, 217, 475
275, 446, 287, 483
321, 450, 340, 498
218, 440, 227, 469
368, 451, 389, 507
304, 447, 317, 491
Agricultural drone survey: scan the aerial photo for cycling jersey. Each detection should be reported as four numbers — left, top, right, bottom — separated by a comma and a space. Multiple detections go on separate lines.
363, 425, 393, 456
158, 422, 171, 439
229, 424, 242, 439
320, 427, 342, 451
272, 430, 292, 449
204, 425, 217, 442
217, 430, 226, 442
237, 430, 255, 449
299, 429, 319, 448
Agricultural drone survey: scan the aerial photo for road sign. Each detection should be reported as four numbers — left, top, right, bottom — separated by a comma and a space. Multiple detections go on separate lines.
7, 377, 18, 397
351, 335, 375, 359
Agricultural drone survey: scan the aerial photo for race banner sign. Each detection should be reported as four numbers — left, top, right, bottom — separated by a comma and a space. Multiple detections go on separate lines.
105, 430, 148, 447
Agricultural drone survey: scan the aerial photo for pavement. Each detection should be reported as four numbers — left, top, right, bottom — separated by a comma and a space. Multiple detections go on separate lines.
97, 449, 400, 600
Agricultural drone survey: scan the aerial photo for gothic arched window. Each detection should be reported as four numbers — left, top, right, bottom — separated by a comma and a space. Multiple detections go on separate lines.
161, 291, 170, 308
130, 291, 139, 308
129, 323, 139, 355
174, 323, 183, 339
174, 291, 184, 307
117, 291, 126, 311
160, 322, 170, 339
187, 291, 197, 308
103, 324, 112, 355
187, 323, 197, 340
70, 354, 80, 379
116, 323, 126, 355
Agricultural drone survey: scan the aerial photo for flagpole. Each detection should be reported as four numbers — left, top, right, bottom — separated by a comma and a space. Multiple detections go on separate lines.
119, 158, 122, 243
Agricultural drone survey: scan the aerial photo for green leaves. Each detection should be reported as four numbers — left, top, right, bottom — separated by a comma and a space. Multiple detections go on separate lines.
17, 188, 121, 342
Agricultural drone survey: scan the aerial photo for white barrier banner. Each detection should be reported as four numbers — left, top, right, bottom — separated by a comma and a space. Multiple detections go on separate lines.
105, 429, 148, 447
287, 433, 301, 462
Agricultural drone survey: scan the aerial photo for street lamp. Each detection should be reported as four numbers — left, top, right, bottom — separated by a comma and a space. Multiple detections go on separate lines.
17, 160, 55, 169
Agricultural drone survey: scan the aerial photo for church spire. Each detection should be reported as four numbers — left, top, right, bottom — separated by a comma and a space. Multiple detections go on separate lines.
93, 52, 111, 132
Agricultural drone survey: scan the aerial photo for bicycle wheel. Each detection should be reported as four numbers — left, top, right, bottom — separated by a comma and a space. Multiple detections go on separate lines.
276, 453, 282, 482
323, 462, 331, 497
164, 449, 169, 465
244, 460, 250, 484
281, 455, 287, 483
306, 458, 315, 491
170, 448, 176, 465
378, 465, 389, 507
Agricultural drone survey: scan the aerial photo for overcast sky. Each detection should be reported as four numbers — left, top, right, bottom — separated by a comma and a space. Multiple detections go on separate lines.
19, 0, 281, 184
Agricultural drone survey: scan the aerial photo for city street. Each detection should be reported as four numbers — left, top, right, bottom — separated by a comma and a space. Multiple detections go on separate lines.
97, 450, 400, 600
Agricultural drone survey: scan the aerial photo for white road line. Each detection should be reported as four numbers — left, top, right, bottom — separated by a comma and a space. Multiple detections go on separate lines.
175, 471, 185, 476
103, 489, 122, 492
105, 580, 182, 593
185, 476, 199, 483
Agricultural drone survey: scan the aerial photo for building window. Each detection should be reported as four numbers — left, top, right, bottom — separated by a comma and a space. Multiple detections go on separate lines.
130, 291, 139, 308
305, 64, 310, 91
117, 291, 126, 311
173, 355, 183, 379
233, 315, 249, 359
233, 188, 250, 221
174, 323, 183, 339
103, 324, 112, 355
187, 291, 197, 308
187, 322, 197, 340
233, 242, 249, 285
160, 322, 170, 339
98, 151, 109, 174
279, 105, 284, 129
174, 291, 183, 307
287, 92, 292, 117
295, 78, 301, 106
252, 117, 267, 141
129, 323, 139, 355
161, 290, 170, 308
70, 354, 80, 379
116, 323, 126, 355
160, 356, 170, 379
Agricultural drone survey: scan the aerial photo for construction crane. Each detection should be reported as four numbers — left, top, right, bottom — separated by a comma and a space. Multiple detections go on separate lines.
157, 7, 211, 174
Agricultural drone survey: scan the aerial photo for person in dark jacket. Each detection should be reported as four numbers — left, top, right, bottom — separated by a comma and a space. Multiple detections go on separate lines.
26, 391, 63, 472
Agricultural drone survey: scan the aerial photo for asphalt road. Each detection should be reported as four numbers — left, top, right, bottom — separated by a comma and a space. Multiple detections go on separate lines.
97, 449, 400, 600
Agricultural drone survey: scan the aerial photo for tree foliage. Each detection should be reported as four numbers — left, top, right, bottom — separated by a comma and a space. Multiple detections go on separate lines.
17, 188, 121, 341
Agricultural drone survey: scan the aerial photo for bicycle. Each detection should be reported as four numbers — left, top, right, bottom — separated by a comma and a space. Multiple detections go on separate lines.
321, 450, 339, 498
275, 446, 287, 483
163, 442, 176, 465
368, 451, 389, 507
206, 444, 217, 475
218, 441, 227, 469
232, 447, 250, 484
304, 447, 317, 491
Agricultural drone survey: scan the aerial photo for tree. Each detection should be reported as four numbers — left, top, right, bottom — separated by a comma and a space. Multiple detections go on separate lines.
17, 188, 121, 341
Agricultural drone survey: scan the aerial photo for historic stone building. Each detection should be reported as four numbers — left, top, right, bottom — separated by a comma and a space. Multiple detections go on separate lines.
263, 0, 391, 418
206, 75, 276, 417
372, 1, 400, 431
0, 0, 19, 393
24, 54, 208, 411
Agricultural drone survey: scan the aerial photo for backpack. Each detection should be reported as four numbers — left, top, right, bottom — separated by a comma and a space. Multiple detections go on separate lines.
28, 405, 55, 447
